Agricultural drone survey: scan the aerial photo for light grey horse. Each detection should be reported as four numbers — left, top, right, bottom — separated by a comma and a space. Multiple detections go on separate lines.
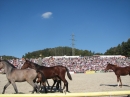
0, 60, 46, 94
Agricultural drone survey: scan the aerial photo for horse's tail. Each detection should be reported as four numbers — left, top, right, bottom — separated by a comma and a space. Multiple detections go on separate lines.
65, 67, 72, 80
37, 70, 46, 83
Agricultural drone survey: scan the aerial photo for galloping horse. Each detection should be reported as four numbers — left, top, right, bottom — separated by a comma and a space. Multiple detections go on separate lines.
0, 60, 46, 94
105, 62, 130, 87
21, 60, 72, 93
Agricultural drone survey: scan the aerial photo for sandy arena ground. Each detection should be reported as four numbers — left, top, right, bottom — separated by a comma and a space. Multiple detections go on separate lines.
0, 72, 130, 95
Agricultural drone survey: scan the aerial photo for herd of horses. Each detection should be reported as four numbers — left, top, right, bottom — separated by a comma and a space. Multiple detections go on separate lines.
0, 59, 130, 94
0, 59, 72, 94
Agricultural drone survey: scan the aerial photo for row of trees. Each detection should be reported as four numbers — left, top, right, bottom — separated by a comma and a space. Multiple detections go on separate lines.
1, 38, 130, 59
104, 38, 130, 56
22, 47, 96, 59
23, 38, 130, 58
0, 55, 17, 60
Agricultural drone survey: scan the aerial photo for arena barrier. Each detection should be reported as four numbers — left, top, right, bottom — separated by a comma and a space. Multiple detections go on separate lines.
85, 70, 95, 74
0, 90, 130, 97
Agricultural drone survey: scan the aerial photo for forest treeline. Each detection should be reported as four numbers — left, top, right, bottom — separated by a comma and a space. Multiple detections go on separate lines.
104, 38, 130, 56
1, 38, 130, 59
0, 55, 17, 60
22, 46, 96, 59
22, 38, 130, 58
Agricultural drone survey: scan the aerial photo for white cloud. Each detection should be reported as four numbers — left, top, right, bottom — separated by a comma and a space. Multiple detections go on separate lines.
41, 12, 52, 19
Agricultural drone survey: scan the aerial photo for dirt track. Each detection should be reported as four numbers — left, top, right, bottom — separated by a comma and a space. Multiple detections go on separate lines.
0, 72, 130, 94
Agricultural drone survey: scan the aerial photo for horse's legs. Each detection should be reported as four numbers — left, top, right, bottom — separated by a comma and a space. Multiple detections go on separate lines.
64, 80, 68, 92
63, 80, 68, 94
62, 83, 65, 92
33, 78, 40, 91
117, 75, 122, 87
119, 77, 122, 87
56, 80, 59, 91
39, 82, 42, 91
35, 77, 47, 93
42, 82, 48, 93
117, 76, 119, 86
2, 81, 11, 94
39, 81, 47, 92
50, 79, 57, 92
11, 81, 18, 93
46, 80, 50, 89
59, 80, 62, 91
56, 80, 62, 92
60, 78, 69, 93
27, 80, 39, 93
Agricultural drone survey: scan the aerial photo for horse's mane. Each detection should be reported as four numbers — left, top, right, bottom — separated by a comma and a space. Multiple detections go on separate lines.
33, 62, 39, 66
26, 60, 40, 67
107, 63, 118, 67
2, 60, 16, 68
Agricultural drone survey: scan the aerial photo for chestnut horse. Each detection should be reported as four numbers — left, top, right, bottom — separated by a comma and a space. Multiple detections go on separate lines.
105, 62, 130, 87
21, 60, 72, 93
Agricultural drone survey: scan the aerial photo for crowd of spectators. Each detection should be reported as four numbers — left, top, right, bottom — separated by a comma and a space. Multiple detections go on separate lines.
37, 56, 130, 73
1, 56, 130, 73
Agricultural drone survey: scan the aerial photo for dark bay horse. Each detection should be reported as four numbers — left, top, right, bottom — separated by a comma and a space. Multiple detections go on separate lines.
21, 60, 72, 93
0, 60, 46, 94
105, 62, 130, 87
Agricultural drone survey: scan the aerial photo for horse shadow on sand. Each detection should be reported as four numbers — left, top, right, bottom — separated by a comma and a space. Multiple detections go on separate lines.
13, 92, 25, 94
38, 86, 64, 94
100, 84, 130, 87
13, 86, 65, 94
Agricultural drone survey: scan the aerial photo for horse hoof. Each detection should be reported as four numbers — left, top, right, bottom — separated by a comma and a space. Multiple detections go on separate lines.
67, 91, 71, 93
63, 90, 66, 94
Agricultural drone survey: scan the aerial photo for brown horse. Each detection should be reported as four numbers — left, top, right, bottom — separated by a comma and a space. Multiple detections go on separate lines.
0, 60, 46, 94
21, 60, 72, 93
105, 62, 130, 87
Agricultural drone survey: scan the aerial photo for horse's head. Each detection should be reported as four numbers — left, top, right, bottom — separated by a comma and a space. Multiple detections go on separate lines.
21, 60, 31, 69
105, 62, 116, 72
104, 62, 112, 72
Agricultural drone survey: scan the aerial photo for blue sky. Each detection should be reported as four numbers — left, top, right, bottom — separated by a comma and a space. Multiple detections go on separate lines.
0, 0, 130, 58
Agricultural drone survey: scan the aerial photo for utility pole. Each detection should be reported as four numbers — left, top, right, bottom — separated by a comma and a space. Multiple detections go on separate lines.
71, 34, 75, 56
